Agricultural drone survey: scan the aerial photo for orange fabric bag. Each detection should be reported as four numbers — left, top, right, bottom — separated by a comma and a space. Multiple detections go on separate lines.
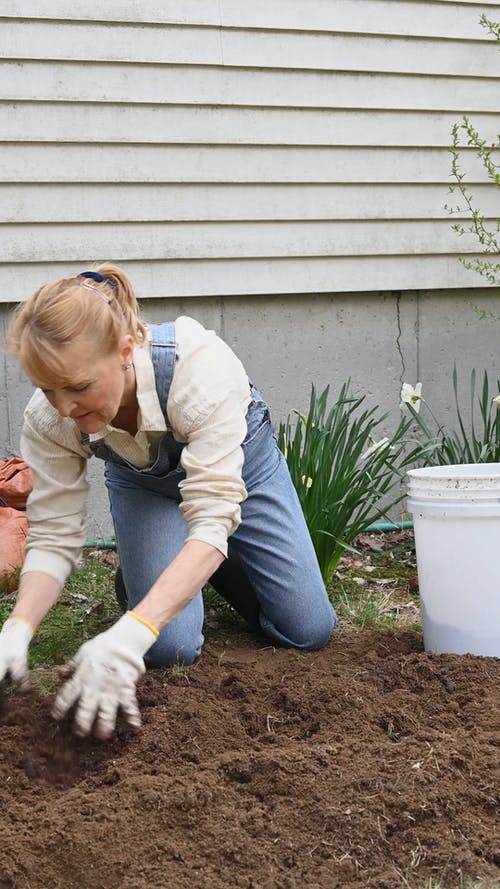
0, 457, 32, 510
0, 506, 28, 591
0, 458, 31, 590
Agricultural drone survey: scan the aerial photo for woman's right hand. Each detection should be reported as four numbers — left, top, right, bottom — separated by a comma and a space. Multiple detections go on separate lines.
0, 617, 34, 689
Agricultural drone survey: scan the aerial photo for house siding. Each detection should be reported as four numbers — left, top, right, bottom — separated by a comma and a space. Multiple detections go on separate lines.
1, 0, 499, 301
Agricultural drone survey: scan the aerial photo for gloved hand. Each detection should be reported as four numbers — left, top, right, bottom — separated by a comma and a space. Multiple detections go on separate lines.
0, 617, 34, 689
52, 612, 158, 739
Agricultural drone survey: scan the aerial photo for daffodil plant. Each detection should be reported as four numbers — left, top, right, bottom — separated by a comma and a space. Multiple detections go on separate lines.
400, 366, 500, 464
277, 383, 416, 582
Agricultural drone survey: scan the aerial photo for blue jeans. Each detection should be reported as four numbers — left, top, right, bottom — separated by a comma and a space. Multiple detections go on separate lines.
105, 400, 336, 666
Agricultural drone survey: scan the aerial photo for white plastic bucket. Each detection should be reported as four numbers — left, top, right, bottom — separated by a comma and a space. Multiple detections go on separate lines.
407, 463, 500, 657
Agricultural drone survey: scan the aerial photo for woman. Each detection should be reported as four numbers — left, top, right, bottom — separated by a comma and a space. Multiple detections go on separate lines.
0, 265, 336, 739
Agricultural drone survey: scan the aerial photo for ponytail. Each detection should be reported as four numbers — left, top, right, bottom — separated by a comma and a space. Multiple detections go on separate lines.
93, 263, 148, 346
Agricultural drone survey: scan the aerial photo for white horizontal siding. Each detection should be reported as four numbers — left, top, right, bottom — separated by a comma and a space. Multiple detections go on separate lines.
0, 256, 489, 301
0, 144, 494, 183
1, 2, 499, 301
2, 62, 498, 110
2, 104, 498, 147
1, 0, 498, 38
1, 220, 487, 263
2, 183, 496, 223
1, 21, 499, 77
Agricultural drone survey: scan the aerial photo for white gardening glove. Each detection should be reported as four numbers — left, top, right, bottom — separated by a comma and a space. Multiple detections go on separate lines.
52, 612, 158, 739
0, 617, 34, 690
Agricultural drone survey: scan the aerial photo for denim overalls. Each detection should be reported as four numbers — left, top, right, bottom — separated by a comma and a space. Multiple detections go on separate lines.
88, 322, 335, 666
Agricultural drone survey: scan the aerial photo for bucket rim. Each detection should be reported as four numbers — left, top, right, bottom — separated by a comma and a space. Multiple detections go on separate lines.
407, 463, 500, 481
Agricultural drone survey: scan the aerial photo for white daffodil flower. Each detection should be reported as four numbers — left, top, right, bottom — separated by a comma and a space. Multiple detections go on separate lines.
361, 436, 390, 461
493, 394, 500, 410
301, 475, 313, 489
400, 382, 423, 413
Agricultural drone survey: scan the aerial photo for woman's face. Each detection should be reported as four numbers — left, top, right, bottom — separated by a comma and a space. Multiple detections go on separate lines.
35, 336, 136, 434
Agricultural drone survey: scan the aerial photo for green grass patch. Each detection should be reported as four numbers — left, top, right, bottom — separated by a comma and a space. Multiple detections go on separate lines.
31, 558, 118, 670
328, 530, 421, 632
404, 877, 499, 889
1, 530, 422, 685
0, 555, 121, 693
331, 578, 420, 631
0, 555, 257, 688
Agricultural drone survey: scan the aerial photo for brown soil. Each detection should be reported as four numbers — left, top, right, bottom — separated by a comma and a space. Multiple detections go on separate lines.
1, 626, 499, 889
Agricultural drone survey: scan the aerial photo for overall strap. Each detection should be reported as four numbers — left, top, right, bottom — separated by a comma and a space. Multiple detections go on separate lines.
149, 322, 177, 423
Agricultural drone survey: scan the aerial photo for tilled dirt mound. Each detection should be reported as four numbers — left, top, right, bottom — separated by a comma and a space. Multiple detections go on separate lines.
0, 628, 499, 889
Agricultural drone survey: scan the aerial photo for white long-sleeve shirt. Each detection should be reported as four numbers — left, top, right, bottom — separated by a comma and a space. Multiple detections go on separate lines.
20, 316, 252, 585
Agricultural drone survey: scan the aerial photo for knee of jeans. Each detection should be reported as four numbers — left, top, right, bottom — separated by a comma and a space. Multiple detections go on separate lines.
288, 605, 337, 651
144, 634, 202, 669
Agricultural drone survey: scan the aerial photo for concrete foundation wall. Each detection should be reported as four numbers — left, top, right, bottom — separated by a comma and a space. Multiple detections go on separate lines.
2, 286, 500, 540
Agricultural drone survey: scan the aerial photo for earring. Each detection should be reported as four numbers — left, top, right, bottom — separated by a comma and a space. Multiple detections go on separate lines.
122, 363, 132, 371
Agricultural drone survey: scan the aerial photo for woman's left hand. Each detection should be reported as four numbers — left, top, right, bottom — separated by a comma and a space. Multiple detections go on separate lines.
52, 613, 157, 739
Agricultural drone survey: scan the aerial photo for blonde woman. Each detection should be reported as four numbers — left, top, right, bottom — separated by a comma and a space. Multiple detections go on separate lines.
0, 266, 335, 738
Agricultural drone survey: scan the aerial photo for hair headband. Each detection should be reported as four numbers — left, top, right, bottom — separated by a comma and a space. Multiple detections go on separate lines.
77, 271, 116, 304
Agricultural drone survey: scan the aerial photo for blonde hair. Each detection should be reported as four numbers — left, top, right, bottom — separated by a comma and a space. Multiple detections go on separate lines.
6, 263, 148, 386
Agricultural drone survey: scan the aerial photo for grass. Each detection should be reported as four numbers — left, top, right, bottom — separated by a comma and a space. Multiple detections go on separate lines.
0, 555, 119, 690
335, 583, 420, 630
405, 878, 500, 889
330, 530, 421, 632
394, 846, 500, 889
0, 550, 262, 691
0, 530, 422, 688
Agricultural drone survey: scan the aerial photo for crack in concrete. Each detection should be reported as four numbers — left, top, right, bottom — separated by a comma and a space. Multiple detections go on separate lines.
219, 296, 226, 340
395, 291, 405, 386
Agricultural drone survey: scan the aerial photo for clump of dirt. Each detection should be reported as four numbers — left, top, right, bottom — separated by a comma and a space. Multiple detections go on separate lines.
0, 626, 498, 889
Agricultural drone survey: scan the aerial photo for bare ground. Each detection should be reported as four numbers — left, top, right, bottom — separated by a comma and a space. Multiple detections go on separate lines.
0, 532, 499, 889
